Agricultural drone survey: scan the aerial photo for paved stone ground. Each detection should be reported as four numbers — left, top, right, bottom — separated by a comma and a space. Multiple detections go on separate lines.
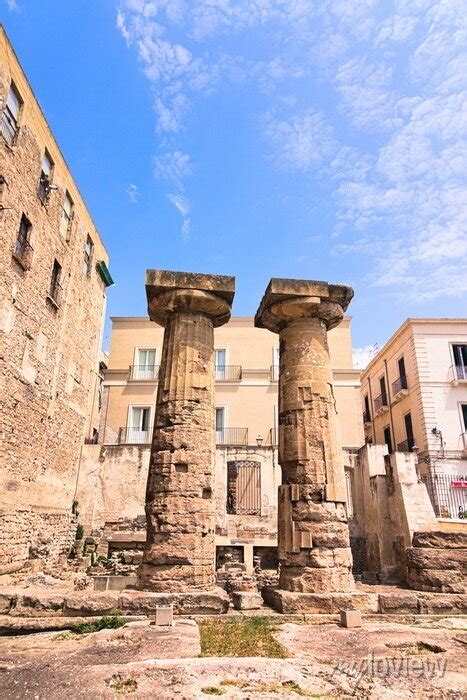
0, 617, 465, 698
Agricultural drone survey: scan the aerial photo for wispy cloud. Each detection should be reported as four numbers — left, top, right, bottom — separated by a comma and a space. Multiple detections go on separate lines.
127, 183, 139, 204
153, 150, 193, 183
353, 344, 379, 370
6, 0, 19, 11
167, 192, 191, 241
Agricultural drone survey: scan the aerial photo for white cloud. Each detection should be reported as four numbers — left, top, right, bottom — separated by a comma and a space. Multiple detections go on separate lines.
263, 109, 336, 172
6, 0, 19, 10
353, 344, 379, 370
127, 183, 139, 203
153, 150, 193, 182
167, 192, 191, 241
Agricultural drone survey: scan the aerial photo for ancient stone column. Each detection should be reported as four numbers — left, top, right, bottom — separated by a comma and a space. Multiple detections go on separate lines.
137, 270, 235, 592
255, 279, 355, 594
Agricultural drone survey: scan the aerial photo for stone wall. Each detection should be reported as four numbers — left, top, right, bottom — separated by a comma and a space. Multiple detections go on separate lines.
0, 30, 109, 574
350, 445, 438, 583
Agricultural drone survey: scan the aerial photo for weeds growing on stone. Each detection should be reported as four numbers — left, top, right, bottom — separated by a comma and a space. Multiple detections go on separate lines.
201, 687, 225, 696
199, 616, 288, 658
71, 614, 125, 634
106, 674, 137, 694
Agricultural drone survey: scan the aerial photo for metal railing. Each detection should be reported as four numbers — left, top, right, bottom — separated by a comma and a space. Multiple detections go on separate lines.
396, 438, 415, 452
362, 410, 371, 424
1, 109, 18, 146
270, 365, 279, 381
129, 364, 159, 381
117, 426, 153, 445
227, 460, 261, 515
450, 364, 467, 381
392, 375, 408, 395
12, 238, 34, 270
374, 392, 388, 411
216, 428, 248, 445
215, 365, 242, 381
267, 427, 278, 445
421, 472, 467, 520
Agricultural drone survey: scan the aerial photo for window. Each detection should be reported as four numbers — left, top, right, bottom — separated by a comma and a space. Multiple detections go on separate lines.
404, 412, 415, 451
49, 259, 62, 304
83, 235, 93, 276
1, 83, 21, 146
13, 215, 33, 268
363, 394, 371, 421
453, 344, 467, 380
37, 151, 53, 202
216, 406, 225, 442
384, 426, 393, 454
461, 404, 467, 433
60, 192, 73, 239
134, 348, 157, 380
128, 406, 152, 444
379, 376, 387, 402
227, 460, 261, 515
215, 349, 226, 380
398, 356, 408, 389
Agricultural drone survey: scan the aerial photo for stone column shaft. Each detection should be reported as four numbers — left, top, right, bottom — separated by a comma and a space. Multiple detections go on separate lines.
137, 271, 234, 592
255, 279, 355, 594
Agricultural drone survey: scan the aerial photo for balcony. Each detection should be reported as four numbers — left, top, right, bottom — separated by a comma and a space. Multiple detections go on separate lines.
216, 427, 248, 446
267, 427, 278, 446
12, 238, 34, 271
374, 392, 389, 415
392, 375, 408, 401
117, 426, 153, 445
129, 364, 159, 381
1, 110, 18, 146
270, 365, 279, 381
396, 438, 415, 453
215, 365, 242, 381
449, 364, 467, 385
362, 410, 372, 426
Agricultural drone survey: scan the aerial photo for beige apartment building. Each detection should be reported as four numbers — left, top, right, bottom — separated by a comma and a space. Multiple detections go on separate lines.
77, 315, 363, 570
0, 27, 112, 574
360, 318, 467, 520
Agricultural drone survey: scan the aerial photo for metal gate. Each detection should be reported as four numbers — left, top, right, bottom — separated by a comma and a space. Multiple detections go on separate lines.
227, 460, 261, 515
421, 473, 467, 519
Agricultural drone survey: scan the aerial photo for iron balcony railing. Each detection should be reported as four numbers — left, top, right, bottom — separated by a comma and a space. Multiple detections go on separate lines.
374, 392, 389, 411
396, 438, 415, 452
450, 364, 467, 381
12, 238, 34, 270
117, 426, 153, 445
215, 365, 242, 381
267, 427, 278, 445
392, 375, 408, 395
1, 109, 18, 146
216, 427, 248, 446
362, 410, 371, 424
421, 472, 467, 520
270, 365, 279, 381
129, 364, 159, 381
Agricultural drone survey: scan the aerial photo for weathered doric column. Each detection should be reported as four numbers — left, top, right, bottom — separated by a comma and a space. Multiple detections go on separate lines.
255, 279, 355, 594
137, 270, 235, 592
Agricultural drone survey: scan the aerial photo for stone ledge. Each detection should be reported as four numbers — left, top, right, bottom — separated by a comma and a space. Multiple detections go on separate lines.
412, 531, 467, 549
118, 588, 230, 616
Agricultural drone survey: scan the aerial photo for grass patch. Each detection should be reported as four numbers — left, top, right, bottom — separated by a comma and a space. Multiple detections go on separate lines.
71, 614, 125, 635
199, 617, 288, 658
201, 687, 225, 695
106, 674, 137, 694
219, 679, 319, 696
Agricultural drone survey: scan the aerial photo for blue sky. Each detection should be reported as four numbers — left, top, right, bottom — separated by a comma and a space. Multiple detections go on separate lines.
2, 0, 466, 364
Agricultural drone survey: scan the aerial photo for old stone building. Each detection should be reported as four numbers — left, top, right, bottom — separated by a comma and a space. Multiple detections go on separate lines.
75, 308, 363, 572
0, 27, 112, 574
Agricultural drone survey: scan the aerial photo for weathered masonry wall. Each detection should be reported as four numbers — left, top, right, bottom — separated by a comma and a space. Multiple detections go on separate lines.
0, 28, 109, 574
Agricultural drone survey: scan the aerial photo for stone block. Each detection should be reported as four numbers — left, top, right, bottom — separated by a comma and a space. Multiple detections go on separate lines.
378, 593, 419, 614
412, 531, 467, 549
416, 592, 467, 615
340, 609, 362, 628
407, 567, 466, 594
13, 592, 65, 617
232, 591, 263, 610
63, 592, 120, 616
406, 547, 466, 571
155, 604, 174, 626
119, 588, 230, 615
262, 587, 378, 614
0, 591, 16, 614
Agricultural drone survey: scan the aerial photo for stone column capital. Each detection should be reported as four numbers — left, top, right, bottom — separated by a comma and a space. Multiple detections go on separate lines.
146, 270, 235, 327
254, 278, 353, 333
